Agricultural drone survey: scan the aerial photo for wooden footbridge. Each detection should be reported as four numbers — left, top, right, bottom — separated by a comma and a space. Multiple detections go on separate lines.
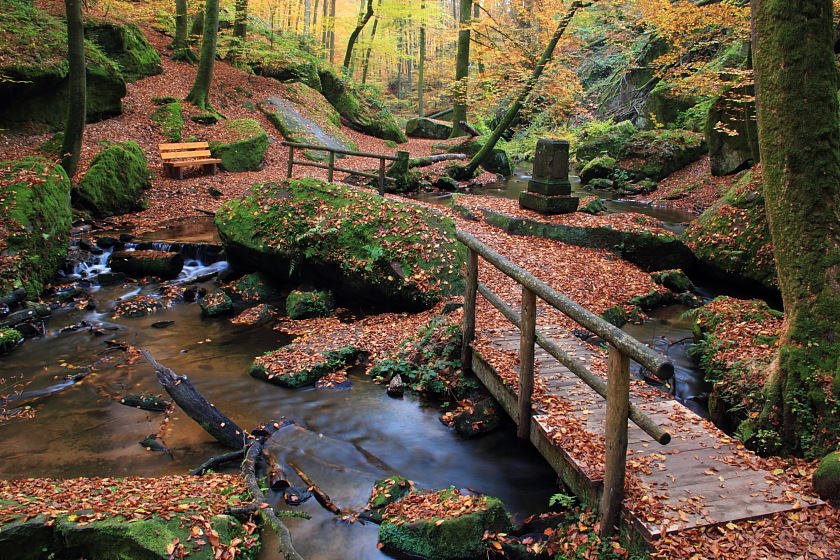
456, 230, 818, 543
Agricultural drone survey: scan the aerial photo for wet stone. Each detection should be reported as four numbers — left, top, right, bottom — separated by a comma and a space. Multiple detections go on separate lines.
519, 138, 578, 214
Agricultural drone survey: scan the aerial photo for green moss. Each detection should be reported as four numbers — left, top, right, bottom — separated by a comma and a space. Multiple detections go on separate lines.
215, 179, 463, 310
84, 19, 162, 82
199, 289, 234, 317
446, 137, 512, 175
812, 450, 840, 500
0, 327, 23, 353
0, 156, 72, 298
250, 345, 362, 388
74, 142, 152, 218
208, 119, 269, 172
286, 290, 334, 320
150, 102, 184, 142
224, 271, 282, 303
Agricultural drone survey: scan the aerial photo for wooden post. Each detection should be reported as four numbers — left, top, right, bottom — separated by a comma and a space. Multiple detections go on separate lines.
286, 144, 295, 179
461, 248, 478, 375
517, 287, 536, 439
378, 157, 386, 195
328, 151, 335, 183
599, 345, 630, 539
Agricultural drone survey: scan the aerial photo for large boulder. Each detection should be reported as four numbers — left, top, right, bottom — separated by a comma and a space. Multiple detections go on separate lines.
74, 141, 152, 218
683, 169, 777, 293
705, 93, 758, 176
258, 82, 356, 161
108, 250, 184, 280
215, 179, 463, 310
813, 450, 840, 501
619, 129, 707, 181
247, 45, 322, 91
643, 80, 704, 130
85, 19, 162, 82
319, 67, 408, 143
446, 137, 513, 176
0, 156, 72, 299
405, 117, 452, 139
574, 120, 639, 163
208, 119, 269, 172
0, 3, 126, 129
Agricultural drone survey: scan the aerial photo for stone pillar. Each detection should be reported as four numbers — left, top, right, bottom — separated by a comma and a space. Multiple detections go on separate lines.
519, 139, 579, 214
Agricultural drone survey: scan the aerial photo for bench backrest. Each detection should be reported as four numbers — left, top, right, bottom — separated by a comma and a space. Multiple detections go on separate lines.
159, 142, 212, 161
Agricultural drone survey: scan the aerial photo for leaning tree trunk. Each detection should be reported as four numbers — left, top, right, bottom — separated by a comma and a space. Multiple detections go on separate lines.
343, 0, 374, 71
751, 0, 840, 457
185, 0, 220, 111
141, 350, 247, 449
360, 2, 380, 84
449, 0, 472, 138
451, 0, 592, 178
61, 0, 86, 178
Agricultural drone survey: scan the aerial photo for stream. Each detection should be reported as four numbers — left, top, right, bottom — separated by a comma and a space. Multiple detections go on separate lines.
0, 176, 713, 558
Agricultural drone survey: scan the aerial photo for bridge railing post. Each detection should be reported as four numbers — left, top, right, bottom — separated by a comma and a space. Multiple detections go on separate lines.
517, 287, 536, 439
286, 144, 295, 179
599, 344, 630, 538
462, 248, 478, 375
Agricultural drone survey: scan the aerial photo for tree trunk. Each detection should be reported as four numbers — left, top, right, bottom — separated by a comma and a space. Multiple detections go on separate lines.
304, 0, 311, 37
751, 0, 840, 457
141, 350, 247, 449
449, 0, 472, 138
452, 0, 591, 178
360, 0, 381, 84
329, 0, 336, 64
61, 0, 85, 178
343, 0, 374, 70
231, 0, 248, 64
417, 1, 426, 116
170, 0, 189, 49
185, 0, 220, 111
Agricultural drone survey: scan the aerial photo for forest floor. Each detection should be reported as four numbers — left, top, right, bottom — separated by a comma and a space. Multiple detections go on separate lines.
1, 1, 838, 559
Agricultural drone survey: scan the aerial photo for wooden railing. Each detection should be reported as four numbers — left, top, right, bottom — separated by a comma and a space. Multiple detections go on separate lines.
281, 141, 407, 195
457, 229, 673, 538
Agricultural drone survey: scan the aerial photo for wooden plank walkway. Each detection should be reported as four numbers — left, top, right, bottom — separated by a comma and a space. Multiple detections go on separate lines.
472, 327, 821, 542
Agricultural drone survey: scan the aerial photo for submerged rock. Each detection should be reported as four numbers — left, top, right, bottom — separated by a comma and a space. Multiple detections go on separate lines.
108, 250, 184, 280
285, 289, 334, 320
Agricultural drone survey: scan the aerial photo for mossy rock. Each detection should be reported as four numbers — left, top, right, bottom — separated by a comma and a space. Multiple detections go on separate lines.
651, 269, 693, 293
199, 289, 234, 317
363, 476, 414, 523
446, 137, 513, 176
208, 119, 269, 172
247, 46, 322, 91
215, 179, 464, 310
150, 102, 184, 143
0, 156, 72, 298
619, 129, 707, 181
0, 3, 125, 129
36, 132, 65, 159
452, 397, 503, 438
85, 19, 162, 82
318, 67, 408, 143
578, 197, 607, 215
601, 305, 628, 328
405, 117, 452, 139
224, 271, 282, 303
258, 84, 356, 162
629, 289, 676, 310
575, 120, 639, 163
74, 141, 152, 218
286, 290, 334, 320
683, 170, 777, 292
108, 251, 184, 280
0, 327, 23, 354
250, 345, 362, 388
643, 80, 703, 130
813, 450, 840, 501
706, 92, 759, 176
378, 489, 512, 560
579, 156, 616, 183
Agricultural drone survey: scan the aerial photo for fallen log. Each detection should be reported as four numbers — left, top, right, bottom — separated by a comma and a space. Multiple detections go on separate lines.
189, 449, 246, 475
140, 349, 247, 449
407, 153, 468, 168
457, 121, 482, 137
288, 460, 343, 515
242, 420, 304, 560
266, 452, 291, 490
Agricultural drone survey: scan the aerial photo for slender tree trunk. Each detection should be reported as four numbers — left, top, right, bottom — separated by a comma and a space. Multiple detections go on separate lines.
304, 0, 311, 37
343, 0, 374, 71
449, 0, 472, 138
185, 0, 220, 111
231, 0, 248, 64
418, 1, 426, 117
453, 0, 591, 177
361, 0, 382, 84
171, 0, 189, 48
61, 0, 85, 178
329, 0, 336, 64
751, 0, 840, 457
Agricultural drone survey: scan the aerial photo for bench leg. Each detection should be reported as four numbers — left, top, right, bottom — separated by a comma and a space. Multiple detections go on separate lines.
202, 163, 217, 176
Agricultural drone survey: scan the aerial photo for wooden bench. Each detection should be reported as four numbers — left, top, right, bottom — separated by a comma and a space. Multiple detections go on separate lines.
159, 142, 222, 179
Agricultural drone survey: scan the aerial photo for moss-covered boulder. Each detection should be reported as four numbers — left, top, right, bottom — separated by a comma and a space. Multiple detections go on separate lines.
0, 2, 126, 129
247, 39, 323, 91
250, 344, 362, 388
258, 83, 356, 162
199, 289, 234, 317
683, 169, 776, 292
619, 129, 707, 181
319, 67, 408, 143
406, 117, 452, 139
578, 156, 616, 183
705, 93, 759, 176
150, 102, 184, 143
85, 19, 162, 82
362, 476, 414, 523
446, 137, 513, 176
224, 271, 282, 303
286, 289, 334, 320
74, 141, 152, 218
215, 179, 463, 310
813, 450, 840, 501
378, 488, 512, 560
108, 250, 184, 280
643, 81, 703, 130
0, 156, 72, 298
0, 327, 23, 354
651, 269, 693, 293
450, 397, 504, 438
575, 120, 639, 163
208, 119, 269, 172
